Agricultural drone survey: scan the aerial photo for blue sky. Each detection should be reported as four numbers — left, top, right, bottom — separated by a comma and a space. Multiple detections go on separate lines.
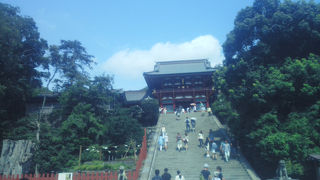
2, 0, 256, 90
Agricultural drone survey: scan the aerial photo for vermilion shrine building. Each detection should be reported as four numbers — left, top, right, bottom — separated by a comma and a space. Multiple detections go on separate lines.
143, 59, 215, 112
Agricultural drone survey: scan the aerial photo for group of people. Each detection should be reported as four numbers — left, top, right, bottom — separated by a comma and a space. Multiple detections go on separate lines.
159, 107, 168, 115
185, 116, 196, 132
160, 102, 208, 116
161, 102, 213, 118
158, 127, 169, 151
168, 115, 232, 161
158, 117, 195, 152
174, 106, 195, 119
154, 105, 230, 180
151, 164, 225, 180
152, 168, 185, 180
198, 129, 232, 162
200, 164, 225, 180
175, 132, 189, 152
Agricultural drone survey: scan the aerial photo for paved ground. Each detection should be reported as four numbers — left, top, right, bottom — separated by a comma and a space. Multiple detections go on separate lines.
150, 112, 252, 180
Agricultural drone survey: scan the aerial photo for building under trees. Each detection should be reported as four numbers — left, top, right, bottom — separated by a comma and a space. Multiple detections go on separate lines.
143, 59, 215, 112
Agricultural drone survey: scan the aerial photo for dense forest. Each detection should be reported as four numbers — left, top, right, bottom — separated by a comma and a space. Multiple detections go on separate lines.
0, 3, 158, 172
212, 0, 320, 179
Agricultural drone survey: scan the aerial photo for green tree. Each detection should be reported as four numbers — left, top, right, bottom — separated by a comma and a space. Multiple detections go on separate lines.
35, 42, 95, 173
38, 40, 95, 129
0, 3, 47, 143
33, 74, 144, 172
107, 108, 143, 145
48, 40, 95, 90
58, 74, 114, 120
140, 98, 159, 126
214, 0, 320, 179
0, 2, 144, 173
223, 0, 320, 66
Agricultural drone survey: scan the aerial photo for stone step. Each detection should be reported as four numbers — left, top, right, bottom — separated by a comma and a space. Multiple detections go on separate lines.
150, 112, 252, 180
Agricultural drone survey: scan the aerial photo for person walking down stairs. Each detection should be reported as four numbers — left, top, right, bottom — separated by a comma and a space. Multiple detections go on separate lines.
223, 140, 231, 162
152, 169, 162, 180
176, 133, 183, 152
211, 140, 218, 160
213, 166, 225, 180
117, 166, 127, 180
200, 163, 212, 180
198, 130, 204, 148
161, 168, 172, 180
185, 117, 191, 132
158, 134, 164, 151
183, 133, 189, 151
175, 170, 185, 180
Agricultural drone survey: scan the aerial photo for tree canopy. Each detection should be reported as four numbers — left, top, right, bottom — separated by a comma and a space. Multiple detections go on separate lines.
224, 0, 320, 66
213, 0, 320, 179
0, 3, 47, 143
47, 40, 95, 90
0, 2, 145, 173
33, 77, 143, 172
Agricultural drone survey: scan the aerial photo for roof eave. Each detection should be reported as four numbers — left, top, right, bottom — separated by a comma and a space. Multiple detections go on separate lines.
143, 70, 215, 76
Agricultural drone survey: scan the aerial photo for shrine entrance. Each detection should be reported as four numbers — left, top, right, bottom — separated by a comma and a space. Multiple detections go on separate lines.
144, 59, 215, 113
175, 99, 193, 109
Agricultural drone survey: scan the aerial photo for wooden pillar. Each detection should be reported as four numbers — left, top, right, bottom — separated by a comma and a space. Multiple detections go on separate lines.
173, 89, 176, 110
159, 90, 162, 107
206, 89, 209, 107
192, 88, 195, 103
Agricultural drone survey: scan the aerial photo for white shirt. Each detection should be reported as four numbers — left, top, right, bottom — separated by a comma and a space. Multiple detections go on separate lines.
198, 133, 204, 140
175, 175, 185, 180
164, 135, 169, 142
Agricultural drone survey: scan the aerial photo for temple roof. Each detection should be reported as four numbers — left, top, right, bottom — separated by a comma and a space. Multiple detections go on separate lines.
144, 59, 214, 76
124, 89, 147, 103
309, 154, 320, 161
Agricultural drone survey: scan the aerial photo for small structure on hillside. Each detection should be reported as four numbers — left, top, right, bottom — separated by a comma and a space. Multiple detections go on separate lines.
123, 89, 148, 106
309, 154, 320, 180
26, 93, 60, 115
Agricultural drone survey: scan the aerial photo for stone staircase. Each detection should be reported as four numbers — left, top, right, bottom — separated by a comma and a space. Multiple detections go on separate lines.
151, 112, 252, 180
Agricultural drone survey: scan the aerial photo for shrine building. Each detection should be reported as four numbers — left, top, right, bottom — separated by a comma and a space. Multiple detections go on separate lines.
143, 59, 215, 112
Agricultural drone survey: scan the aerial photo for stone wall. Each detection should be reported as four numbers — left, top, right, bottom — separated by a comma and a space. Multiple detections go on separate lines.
0, 140, 34, 175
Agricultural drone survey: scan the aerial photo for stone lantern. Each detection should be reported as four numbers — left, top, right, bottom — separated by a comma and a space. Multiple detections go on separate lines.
267, 160, 296, 180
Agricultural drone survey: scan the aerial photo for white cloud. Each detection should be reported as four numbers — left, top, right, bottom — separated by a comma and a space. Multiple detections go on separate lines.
100, 35, 224, 89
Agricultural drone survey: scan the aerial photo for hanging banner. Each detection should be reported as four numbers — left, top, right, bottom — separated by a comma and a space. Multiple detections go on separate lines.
58, 173, 73, 180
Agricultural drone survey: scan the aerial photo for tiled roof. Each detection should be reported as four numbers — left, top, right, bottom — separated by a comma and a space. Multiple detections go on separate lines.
144, 59, 214, 75
310, 154, 320, 161
124, 89, 147, 102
